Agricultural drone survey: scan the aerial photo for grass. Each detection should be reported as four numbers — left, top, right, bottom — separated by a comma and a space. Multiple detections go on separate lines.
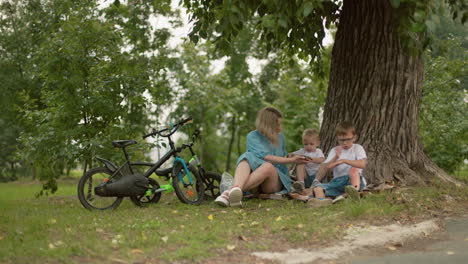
0, 175, 467, 264
454, 168, 468, 182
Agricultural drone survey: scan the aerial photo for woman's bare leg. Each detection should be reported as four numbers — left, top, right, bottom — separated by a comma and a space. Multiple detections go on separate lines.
233, 160, 253, 190
239, 162, 281, 193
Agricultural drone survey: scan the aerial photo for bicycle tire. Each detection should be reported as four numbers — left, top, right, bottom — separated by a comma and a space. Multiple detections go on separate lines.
77, 167, 123, 210
130, 178, 162, 207
172, 163, 204, 205
202, 170, 221, 200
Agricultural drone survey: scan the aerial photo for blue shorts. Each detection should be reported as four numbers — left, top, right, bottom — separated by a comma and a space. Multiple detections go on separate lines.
304, 173, 317, 188
316, 174, 366, 197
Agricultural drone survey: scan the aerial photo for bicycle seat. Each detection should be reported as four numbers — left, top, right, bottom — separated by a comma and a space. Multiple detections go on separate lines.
155, 167, 172, 176
112, 140, 137, 148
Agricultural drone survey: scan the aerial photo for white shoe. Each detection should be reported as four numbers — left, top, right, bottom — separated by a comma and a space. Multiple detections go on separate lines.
214, 191, 229, 207
332, 194, 346, 204
228, 186, 243, 207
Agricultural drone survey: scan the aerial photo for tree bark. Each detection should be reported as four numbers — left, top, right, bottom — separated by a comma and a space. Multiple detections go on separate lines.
320, 0, 460, 185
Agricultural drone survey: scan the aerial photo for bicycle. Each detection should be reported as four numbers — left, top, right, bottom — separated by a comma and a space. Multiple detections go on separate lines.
77, 117, 221, 210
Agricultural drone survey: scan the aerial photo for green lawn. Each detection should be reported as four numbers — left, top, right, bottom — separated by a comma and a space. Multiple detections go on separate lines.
454, 168, 468, 182
0, 176, 467, 264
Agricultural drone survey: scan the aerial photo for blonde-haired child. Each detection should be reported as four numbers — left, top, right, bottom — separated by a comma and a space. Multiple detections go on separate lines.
290, 129, 325, 192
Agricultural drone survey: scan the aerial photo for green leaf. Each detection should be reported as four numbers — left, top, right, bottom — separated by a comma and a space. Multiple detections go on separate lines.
262, 15, 276, 29
413, 10, 426, 22
425, 20, 436, 32
278, 18, 288, 28
303, 2, 314, 17
389, 0, 400, 9
430, 14, 440, 25
199, 30, 207, 39
411, 22, 425, 33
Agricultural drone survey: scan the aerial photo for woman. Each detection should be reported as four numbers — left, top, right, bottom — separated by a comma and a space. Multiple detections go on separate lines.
215, 107, 308, 207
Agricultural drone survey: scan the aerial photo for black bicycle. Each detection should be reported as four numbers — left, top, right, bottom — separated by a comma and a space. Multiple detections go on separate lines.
77, 117, 221, 210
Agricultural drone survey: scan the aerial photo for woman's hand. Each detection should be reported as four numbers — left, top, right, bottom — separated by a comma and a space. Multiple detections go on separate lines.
290, 155, 308, 164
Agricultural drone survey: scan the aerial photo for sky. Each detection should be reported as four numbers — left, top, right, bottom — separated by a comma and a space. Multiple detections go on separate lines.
153, 1, 335, 76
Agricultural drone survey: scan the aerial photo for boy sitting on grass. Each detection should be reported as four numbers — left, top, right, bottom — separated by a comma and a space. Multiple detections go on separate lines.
308, 121, 367, 206
289, 129, 325, 192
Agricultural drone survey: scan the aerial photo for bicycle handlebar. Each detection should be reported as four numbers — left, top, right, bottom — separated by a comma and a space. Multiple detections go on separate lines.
142, 116, 193, 139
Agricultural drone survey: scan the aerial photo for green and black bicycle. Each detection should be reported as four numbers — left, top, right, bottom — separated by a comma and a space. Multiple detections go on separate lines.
77, 117, 221, 210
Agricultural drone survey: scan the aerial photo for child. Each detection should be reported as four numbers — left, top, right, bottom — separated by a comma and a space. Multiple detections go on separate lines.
310, 121, 367, 205
290, 129, 325, 192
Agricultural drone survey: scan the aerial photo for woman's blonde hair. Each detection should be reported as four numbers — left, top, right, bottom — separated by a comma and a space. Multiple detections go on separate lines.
255, 107, 282, 145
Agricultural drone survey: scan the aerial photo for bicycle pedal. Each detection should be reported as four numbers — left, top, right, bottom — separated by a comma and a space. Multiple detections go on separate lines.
153, 188, 166, 194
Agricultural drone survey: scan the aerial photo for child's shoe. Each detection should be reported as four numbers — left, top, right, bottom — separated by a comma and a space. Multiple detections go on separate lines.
214, 191, 229, 207
307, 197, 332, 208
345, 185, 360, 200
332, 194, 346, 204
292, 181, 305, 192
228, 186, 243, 207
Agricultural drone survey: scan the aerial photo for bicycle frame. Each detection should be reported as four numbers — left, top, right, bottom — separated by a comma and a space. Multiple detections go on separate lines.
97, 126, 196, 187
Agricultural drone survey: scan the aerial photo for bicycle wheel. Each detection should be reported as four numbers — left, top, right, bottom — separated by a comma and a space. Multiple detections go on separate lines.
130, 178, 162, 207
77, 167, 123, 210
172, 163, 204, 205
202, 170, 221, 200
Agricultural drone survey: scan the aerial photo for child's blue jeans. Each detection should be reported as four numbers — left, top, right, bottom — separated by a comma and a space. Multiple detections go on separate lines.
316, 174, 366, 197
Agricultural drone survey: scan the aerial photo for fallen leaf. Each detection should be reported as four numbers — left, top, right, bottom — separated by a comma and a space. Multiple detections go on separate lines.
275, 216, 283, 222
297, 224, 304, 229
250, 221, 259, 226
161, 236, 168, 243
48, 243, 56, 249
208, 214, 214, 221
131, 249, 144, 254
172, 210, 178, 214
446, 251, 455, 255
387, 246, 397, 251
49, 219, 57, 224
238, 235, 249, 241
109, 258, 127, 264
393, 242, 403, 247
0, 236, 4, 240
226, 245, 236, 250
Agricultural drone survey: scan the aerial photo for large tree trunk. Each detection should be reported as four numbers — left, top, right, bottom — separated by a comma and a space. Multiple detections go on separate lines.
320, 0, 459, 186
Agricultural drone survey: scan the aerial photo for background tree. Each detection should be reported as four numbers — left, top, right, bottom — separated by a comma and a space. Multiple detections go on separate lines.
420, 9, 467, 174
183, 0, 466, 185
0, 0, 178, 189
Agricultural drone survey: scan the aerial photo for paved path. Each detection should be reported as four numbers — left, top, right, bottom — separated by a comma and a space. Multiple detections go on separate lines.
347, 215, 468, 264
252, 215, 468, 264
